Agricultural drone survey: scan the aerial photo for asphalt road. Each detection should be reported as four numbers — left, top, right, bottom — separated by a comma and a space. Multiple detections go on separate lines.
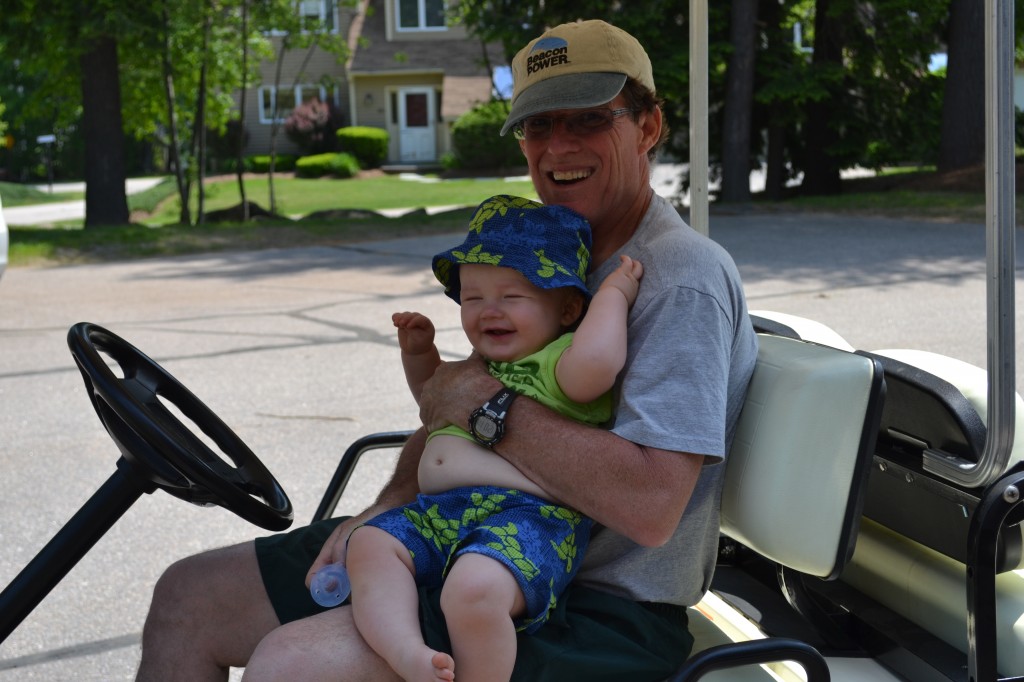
0, 210, 1021, 680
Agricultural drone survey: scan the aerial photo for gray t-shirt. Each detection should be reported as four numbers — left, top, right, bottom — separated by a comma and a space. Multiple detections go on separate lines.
577, 194, 758, 606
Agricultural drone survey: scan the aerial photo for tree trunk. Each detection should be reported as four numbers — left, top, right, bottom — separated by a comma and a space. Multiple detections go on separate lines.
161, 1, 190, 225
801, 0, 844, 196
720, 0, 759, 203
79, 35, 129, 228
237, 0, 250, 221
938, 0, 984, 173
267, 40, 288, 215
194, 4, 211, 226
765, 117, 786, 200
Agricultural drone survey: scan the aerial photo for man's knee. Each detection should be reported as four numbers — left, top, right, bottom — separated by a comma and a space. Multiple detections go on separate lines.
144, 544, 258, 636
150, 554, 207, 612
244, 610, 390, 682
243, 626, 300, 681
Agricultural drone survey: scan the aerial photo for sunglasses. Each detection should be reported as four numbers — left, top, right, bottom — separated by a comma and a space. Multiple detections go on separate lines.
512, 108, 635, 141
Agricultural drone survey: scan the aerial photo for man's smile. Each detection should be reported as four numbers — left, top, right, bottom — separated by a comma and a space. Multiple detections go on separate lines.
551, 168, 592, 184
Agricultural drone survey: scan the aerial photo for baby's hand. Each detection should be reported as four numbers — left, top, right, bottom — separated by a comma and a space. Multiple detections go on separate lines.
392, 311, 436, 355
599, 255, 644, 307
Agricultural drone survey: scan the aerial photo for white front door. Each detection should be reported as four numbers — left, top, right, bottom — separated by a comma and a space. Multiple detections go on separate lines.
398, 88, 436, 163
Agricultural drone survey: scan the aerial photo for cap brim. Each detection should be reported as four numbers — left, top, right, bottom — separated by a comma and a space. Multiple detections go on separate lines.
499, 72, 627, 136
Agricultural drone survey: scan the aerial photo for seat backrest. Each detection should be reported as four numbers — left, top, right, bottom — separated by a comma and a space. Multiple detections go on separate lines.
862, 348, 1024, 571
721, 334, 885, 580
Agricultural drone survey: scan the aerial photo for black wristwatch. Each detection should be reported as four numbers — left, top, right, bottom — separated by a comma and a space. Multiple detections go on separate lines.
469, 387, 518, 447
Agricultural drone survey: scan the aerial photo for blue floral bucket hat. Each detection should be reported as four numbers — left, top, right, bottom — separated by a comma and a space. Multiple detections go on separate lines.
432, 195, 593, 304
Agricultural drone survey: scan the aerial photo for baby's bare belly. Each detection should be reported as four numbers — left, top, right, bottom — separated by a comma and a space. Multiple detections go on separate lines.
417, 434, 553, 501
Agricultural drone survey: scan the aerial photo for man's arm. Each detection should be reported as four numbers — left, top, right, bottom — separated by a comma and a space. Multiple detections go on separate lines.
304, 427, 427, 585
419, 359, 702, 547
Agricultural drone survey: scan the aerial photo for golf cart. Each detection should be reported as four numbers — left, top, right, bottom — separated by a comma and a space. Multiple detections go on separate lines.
0, 0, 1019, 680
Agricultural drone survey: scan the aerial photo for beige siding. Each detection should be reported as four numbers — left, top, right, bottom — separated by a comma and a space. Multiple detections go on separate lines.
238, 0, 503, 162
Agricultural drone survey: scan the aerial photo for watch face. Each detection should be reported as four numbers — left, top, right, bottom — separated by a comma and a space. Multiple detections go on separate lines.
474, 416, 498, 440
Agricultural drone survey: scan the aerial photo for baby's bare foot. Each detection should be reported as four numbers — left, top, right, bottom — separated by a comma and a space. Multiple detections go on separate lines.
431, 651, 455, 681
396, 646, 454, 681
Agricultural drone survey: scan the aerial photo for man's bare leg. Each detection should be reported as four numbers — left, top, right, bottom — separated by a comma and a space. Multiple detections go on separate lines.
136, 541, 278, 682
242, 605, 404, 682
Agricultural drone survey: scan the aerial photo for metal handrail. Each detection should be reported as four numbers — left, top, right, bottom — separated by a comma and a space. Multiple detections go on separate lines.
923, 0, 1017, 489
689, 0, 709, 237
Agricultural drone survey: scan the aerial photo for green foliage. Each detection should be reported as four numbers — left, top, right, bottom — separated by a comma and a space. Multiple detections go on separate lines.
248, 154, 297, 173
336, 126, 389, 168
453, 0, 1009, 194
205, 119, 248, 172
440, 151, 460, 170
450, 101, 522, 170
295, 152, 360, 178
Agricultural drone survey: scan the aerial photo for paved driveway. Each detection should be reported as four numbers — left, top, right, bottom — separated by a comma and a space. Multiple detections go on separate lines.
2, 178, 167, 228
0, 212, 1020, 680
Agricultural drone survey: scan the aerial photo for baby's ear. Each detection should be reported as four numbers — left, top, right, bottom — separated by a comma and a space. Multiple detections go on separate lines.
561, 290, 586, 328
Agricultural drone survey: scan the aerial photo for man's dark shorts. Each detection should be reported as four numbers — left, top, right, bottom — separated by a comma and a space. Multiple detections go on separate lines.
255, 517, 695, 681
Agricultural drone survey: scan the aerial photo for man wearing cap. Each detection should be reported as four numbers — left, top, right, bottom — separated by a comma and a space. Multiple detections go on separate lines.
137, 19, 758, 682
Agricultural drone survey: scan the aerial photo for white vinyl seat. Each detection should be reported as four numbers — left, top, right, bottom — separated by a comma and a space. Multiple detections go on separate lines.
677, 333, 885, 680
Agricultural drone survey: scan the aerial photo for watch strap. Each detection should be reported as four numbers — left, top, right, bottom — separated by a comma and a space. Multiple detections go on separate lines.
484, 386, 517, 418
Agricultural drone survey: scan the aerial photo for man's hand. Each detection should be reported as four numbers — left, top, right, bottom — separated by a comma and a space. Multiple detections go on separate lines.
304, 508, 384, 589
417, 354, 500, 433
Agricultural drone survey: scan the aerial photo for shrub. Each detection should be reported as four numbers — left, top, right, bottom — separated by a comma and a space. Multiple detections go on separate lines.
285, 98, 345, 155
295, 152, 361, 178
206, 119, 249, 172
247, 154, 297, 173
450, 100, 523, 170
336, 126, 389, 168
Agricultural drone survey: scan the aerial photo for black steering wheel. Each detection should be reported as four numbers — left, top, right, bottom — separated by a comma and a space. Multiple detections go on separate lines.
67, 322, 293, 531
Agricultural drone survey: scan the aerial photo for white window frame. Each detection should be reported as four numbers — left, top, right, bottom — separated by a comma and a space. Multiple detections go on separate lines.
299, 0, 337, 33
395, 0, 446, 33
266, 0, 338, 36
258, 84, 333, 124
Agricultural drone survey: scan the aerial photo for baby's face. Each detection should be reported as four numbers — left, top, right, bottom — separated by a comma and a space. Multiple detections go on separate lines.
458, 264, 581, 362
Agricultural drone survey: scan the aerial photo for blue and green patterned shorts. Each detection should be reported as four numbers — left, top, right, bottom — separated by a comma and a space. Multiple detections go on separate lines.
363, 485, 592, 633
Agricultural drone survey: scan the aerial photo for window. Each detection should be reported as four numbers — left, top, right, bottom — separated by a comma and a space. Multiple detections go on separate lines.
258, 84, 332, 124
267, 0, 337, 35
396, 0, 446, 32
299, 0, 336, 32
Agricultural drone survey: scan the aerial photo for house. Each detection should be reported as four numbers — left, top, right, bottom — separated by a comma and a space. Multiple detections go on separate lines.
240, 0, 506, 167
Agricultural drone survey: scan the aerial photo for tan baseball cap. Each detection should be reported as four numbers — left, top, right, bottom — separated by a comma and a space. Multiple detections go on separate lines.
500, 20, 655, 136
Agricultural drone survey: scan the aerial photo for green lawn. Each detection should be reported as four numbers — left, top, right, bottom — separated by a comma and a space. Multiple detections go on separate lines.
7, 174, 539, 267
783, 190, 992, 222
4, 168, 1003, 268
0, 181, 81, 207
146, 175, 539, 224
